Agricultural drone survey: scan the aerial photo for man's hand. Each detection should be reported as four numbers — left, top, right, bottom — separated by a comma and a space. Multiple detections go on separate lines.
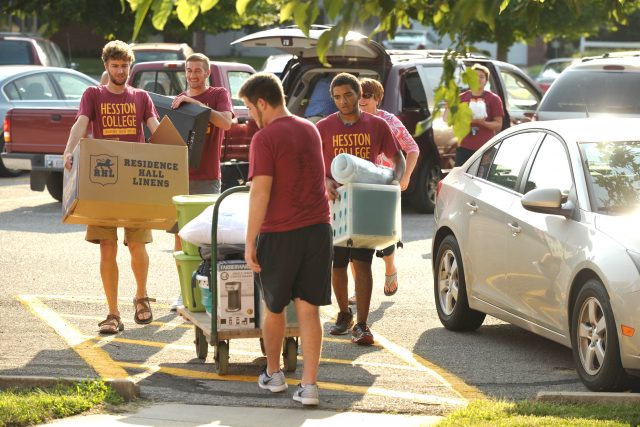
244, 240, 261, 273
64, 153, 73, 170
171, 94, 200, 109
325, 177, 340, 201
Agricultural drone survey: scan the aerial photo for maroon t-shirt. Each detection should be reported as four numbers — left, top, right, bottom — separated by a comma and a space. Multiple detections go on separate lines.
77, 85, 157, 143
316, 112, 401, 179
248, 115, 330, 233
179, 87, 233, 181
458, 90, 504, 151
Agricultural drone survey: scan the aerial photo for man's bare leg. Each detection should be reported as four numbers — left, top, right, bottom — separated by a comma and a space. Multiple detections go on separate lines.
294, 298, 322, 385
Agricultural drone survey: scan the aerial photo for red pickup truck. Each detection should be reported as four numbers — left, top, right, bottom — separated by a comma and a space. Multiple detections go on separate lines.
2, 60, 256, 201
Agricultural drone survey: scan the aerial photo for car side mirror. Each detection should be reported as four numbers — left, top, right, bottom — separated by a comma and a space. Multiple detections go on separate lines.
521, 188, 574, 218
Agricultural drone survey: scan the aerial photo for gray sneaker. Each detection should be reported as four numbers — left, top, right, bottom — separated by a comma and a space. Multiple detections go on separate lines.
293, 383, 319, 406
329, 307, 354, 335
258, 369, 288, 393
170, 295, 183, 312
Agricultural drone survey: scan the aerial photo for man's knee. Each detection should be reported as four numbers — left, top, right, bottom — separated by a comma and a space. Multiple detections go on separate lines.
99, 240, 117, 260
127, 242, 148, 257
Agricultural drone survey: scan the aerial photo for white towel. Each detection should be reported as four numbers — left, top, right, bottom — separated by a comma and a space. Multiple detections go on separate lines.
331, 153, 394, 185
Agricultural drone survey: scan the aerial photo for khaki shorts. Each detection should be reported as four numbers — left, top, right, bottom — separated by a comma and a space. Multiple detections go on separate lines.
85, 225, 153, 245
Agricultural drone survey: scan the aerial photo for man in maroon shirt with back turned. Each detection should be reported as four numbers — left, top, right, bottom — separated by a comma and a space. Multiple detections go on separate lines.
62, 40, 160, 335
240, 73, 332, 406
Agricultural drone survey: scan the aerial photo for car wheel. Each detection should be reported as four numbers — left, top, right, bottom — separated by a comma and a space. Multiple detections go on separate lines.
411, 157, 440, 214
0, 138, 23, 178
434, 234, 486, 331
570, 279, 628, 391
46, 171, 63, 202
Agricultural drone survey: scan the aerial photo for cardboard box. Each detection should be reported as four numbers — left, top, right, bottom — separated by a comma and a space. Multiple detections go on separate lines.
62, 117, 189, 230
149, 92, 210, 169
216, 260, 255, 330
330, 182, 401, 249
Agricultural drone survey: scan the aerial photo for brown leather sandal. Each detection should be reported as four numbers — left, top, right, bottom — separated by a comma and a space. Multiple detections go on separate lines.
133, 296, 156, 325
98, 314, 124, 334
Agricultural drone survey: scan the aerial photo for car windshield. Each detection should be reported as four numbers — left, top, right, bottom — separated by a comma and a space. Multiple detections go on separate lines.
0, 40, 34, 65
580, 140, 640, 214
539, 70, 640, 114
134, 51, 182, 63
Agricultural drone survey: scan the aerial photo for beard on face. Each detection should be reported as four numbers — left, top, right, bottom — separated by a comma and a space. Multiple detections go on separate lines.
108, 71, 127, 86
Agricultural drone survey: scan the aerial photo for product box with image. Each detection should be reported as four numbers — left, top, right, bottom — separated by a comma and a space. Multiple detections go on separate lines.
216, 260, 255, 330
62, 116, 189, 230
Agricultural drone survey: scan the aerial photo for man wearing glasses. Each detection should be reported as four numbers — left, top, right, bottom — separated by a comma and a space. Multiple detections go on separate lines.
316, 72, 405, 345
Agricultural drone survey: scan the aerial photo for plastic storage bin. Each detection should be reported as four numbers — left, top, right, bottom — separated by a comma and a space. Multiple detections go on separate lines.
173, 251, 205, 312
172, 194, 219, 256
196, 274, 212, 317
256, 286, 299, 329
330, 182, 401, 250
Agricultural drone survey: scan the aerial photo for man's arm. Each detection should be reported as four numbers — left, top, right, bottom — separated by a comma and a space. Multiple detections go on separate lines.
146, 116, 160, 133
392, 151, 406, 184
171, 95, 232, 130
63, 116, 90, 170
245, 175, 272, 273
473, 115, 503, 132
400, 151, 419, 191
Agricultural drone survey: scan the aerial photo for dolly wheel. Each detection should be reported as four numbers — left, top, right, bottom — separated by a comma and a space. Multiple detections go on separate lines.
215, 341, 229, 375
283, 337, 298, 372
194, 326, 208, 360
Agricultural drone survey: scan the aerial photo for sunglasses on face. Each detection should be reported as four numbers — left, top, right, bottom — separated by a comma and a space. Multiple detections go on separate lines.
362, 92, 374, 99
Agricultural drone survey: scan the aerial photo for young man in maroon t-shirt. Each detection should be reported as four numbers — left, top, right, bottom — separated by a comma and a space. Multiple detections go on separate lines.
62, 40, 160, 335
240, 73, 332, 406
168, 53, 233, 310
317, 72, 405, 346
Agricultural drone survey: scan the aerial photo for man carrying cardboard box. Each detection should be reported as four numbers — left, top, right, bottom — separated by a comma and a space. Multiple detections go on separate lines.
63, 40, 160, 334
240, 73, 332, 406
168, 52, 233, 311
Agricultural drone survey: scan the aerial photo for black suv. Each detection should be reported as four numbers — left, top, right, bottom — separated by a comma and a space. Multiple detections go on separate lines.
0, 33, 69, 68
233, 27, 543, 212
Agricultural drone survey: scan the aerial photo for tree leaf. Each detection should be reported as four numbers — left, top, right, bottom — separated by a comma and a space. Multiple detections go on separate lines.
236, 0, 251, 16
499, 0, 510, 14
279, 1, 296, 22
176, 0, 200, 27
452, 103, 473, 141
130, 0, 153, 41
200, 0, 219, 13
150, 0, 173, 30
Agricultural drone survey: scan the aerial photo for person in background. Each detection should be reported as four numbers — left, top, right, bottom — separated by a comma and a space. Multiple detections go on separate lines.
318, 72, 405, 346
62, 40, 160, 334
449, 63, 504, 166
240, 72, 332, 406
169, 53, 233, 311
347, 77, 420, 305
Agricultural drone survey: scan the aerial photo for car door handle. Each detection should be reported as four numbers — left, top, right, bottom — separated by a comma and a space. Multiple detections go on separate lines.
466, 201, 478, 214
507, 222, 521, 236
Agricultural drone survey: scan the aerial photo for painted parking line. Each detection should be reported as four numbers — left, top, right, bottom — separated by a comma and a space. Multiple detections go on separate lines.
19, 294, 480, 404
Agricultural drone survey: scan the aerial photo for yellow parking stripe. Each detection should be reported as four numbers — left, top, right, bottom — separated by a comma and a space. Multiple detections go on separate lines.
17, 295, 128, 380
115, 361, 467, 406
61, 313, 192, 329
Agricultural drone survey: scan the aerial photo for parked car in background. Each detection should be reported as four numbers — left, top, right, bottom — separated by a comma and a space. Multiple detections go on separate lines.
130, 42, 194, 64
0, 66, 98, 179
535, 57, 578, 92
233, 26, 543, 212
536, 53, 640, 121
382, 29, 435, 50
0, 33, 70, 68
433, 118, 640, 391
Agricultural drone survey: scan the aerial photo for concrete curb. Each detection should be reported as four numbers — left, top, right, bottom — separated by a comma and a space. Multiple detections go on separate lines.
0, 376, 139, 401
537, 391, 640, 404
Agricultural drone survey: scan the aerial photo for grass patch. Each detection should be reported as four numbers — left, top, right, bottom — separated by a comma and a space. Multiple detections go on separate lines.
0, 380, 123, 427
438, 399, 640, 427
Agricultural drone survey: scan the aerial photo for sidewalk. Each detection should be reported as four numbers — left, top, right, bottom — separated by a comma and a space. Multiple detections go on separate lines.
44, 403, 444, 426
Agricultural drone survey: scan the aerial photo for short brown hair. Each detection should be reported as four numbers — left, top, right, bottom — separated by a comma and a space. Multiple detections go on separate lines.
330, 72, 361, 97
186, 53, 210, 71
471, 63, 490, 80
101, 40, 134, 64
238, 72, 285, 108
359, 78, 384, 102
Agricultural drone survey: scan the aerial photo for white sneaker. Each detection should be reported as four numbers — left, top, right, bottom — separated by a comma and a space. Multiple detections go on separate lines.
170, 295, 183, 311
293, 383, 319, 406
258, 369, 288, 393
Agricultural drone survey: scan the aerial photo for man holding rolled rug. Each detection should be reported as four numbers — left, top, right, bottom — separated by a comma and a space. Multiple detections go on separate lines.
317, 72, 405, 346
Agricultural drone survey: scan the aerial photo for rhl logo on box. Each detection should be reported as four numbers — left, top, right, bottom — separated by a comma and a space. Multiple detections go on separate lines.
90, 154, 118, 186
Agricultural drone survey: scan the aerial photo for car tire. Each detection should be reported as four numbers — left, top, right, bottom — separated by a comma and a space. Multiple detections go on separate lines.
570, 279, 629, 391
411, 157, 440, 214
0, 138, 23, 178
434, 234, 485, 331
46, 171, 63, 202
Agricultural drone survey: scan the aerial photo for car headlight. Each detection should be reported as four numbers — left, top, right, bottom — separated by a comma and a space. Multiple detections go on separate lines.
627, 249, 640, 274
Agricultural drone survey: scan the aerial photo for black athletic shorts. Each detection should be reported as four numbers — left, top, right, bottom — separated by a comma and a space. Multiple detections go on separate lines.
255, 223, 333, 313
333, 246, 375, 268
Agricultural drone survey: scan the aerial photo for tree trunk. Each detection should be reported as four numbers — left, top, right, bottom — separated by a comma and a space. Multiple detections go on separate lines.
496, 42, 509, 62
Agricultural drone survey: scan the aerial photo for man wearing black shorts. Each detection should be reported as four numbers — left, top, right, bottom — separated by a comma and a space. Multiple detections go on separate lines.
239, 72, 332, 406
317, 73, 405, 345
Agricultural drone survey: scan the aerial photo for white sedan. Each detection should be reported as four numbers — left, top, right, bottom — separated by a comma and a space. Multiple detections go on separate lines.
432, 118, 640, 391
